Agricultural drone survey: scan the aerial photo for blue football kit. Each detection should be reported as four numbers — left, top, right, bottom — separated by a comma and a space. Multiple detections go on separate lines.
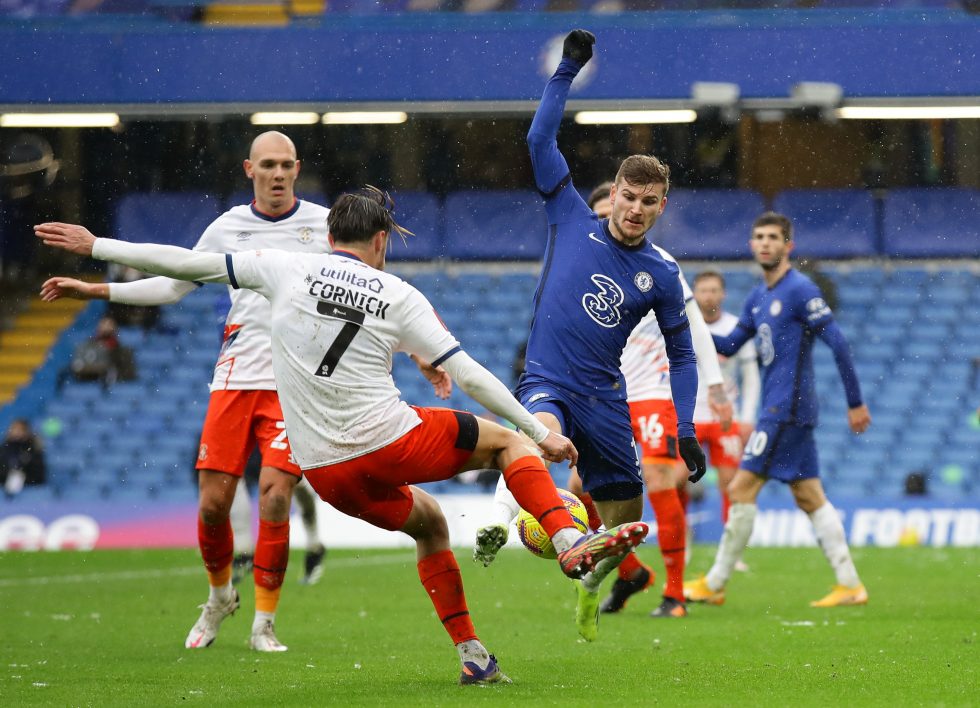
518, 58, 698, 501
713, 268, 863, 482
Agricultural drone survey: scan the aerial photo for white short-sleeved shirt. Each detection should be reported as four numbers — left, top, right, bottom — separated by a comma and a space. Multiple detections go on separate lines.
193, 200, 330, 391
693, 311, 757, 423
620, 246, 693, 403
228, 249, 460, 469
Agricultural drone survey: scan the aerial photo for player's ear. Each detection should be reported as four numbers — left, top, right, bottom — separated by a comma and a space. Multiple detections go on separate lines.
658, 195, 668, 215
328, 232, 336, 250
243, 159, 254, 180
295, 159, 301, 177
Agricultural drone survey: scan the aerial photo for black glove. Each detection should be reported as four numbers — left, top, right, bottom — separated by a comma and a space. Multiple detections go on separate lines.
562, 29, 596, 66
679, 436, 707, 484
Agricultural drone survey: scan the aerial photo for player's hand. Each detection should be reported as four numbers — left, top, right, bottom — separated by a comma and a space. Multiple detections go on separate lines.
679, 436, 707, 483
848, 404, 871, 434
40, 277, 105, 302
34, 222, 98, 257
708, 384, 734, 432
411, 354, 452, 400
562, 29, 595, 66
537, 431, 578, 467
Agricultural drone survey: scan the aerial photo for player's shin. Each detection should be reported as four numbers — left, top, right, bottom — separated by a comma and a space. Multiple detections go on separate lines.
503, 455, 579, 551
253, 518, 289, 621
198, 517, 234, 600
809, 502, 861, 587
418, 550, 477, 644
649, 489, 686, 602
706, 502, 756, 591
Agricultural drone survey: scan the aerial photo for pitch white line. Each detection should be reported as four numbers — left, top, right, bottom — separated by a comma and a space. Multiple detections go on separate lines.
0, 552, 417, 587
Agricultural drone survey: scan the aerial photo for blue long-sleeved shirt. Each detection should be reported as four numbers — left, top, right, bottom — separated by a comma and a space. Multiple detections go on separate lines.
712, 268, 863, 426
524, 59, 699, 437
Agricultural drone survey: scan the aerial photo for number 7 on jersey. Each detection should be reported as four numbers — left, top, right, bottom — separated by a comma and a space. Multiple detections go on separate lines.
315, 301, 366, 377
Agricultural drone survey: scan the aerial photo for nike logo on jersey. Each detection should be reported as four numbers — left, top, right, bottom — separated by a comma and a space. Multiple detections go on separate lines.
752, 306, 761, 314
587, 232, 606, 245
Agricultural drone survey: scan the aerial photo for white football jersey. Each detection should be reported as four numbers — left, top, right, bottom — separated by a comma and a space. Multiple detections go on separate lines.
693, 311, 757, 423
193, 200, 330, 391
620, 246, 693, 403
228, 249, 460, 468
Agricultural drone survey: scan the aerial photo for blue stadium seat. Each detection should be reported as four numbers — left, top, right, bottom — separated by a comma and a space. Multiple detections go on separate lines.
386, 192, 444, 261
772, 189, 877, 259
444, 191, 548, 261
657, 189, 764, 260
114, 192, 222, 249
882, 188, 980, 258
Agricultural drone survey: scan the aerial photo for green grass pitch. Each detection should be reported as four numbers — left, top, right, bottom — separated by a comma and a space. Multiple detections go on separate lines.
1, 545, 976, 706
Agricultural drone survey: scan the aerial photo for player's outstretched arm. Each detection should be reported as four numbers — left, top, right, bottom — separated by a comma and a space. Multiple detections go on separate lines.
37, 226, 230, 286
440, 351, 577, 466
40, 277, 108, 302
526, 29, 595, 195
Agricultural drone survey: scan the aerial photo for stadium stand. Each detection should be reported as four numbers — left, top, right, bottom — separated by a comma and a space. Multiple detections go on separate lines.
444, 190, 548, 261
772, 189, 878, 259
114, 192, 222, 248
882, 187, 980, 258
655, 188, 765, 260
2, 186, 978, 504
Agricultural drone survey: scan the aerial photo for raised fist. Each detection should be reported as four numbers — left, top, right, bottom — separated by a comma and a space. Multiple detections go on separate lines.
562, 29, 596, 66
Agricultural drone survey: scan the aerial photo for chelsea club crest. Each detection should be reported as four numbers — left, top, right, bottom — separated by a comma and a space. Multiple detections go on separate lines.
634, 272, 653, 292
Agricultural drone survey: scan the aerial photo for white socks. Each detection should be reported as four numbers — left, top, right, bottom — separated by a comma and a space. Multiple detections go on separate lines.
230, 478, 252, 554
551, 528, 580, 555
209, 581, 234, 605
809, 502, 861, 587
581, 554, 624, 594
489, 474, 520, 527
457, 639, 491, 669
253, 610, 275, 632
706, 502, 757, 591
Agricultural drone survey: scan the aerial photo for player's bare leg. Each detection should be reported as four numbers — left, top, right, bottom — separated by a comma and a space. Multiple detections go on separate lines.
185, 469, 240, 649
249, 466, 298, 652
685, 469, 763, 604
401, 487, 510, 685
791, 478, 867, 607
293, 477, 326, 585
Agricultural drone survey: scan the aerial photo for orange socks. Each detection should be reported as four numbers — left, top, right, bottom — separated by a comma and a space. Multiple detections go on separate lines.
649, 489, 686, 602
198, 517, 233, 587
616, 550, 650, 581
721, 492, 731, 524
418, 550, 476, 644
503, 456, 576, 538
253, 519, 290, 613
578, 491, 604, 532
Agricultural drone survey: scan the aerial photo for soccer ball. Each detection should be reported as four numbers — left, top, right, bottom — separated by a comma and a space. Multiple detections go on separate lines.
516, 488, 590, 559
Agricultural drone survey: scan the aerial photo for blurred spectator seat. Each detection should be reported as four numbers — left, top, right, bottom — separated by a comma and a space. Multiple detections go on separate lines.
657, 189, 764, 260
772, 189, 877, 259
114, 192, 222, 249
882, 187, 980, 258
444, 190, 548, 260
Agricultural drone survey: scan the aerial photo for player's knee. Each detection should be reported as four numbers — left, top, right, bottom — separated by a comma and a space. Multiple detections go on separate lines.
408, 492, 449, 545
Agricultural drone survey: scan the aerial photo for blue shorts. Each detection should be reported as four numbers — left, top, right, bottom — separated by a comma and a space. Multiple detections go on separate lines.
740, 420, 819, 483
515, 374, 642, 502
